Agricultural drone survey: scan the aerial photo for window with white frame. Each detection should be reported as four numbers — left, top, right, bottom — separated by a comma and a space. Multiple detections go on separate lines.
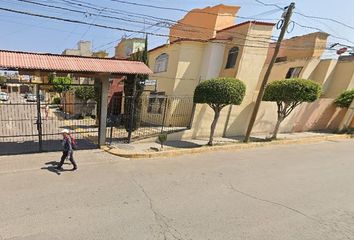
154, 53, 169, 73
285, 67, 303, 79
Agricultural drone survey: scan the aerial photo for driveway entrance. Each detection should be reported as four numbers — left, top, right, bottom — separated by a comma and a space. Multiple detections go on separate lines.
0, 83, 98, 155
0, 49, 152, 155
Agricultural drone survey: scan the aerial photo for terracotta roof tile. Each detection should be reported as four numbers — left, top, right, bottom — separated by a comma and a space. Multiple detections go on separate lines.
0, 50, 152, 75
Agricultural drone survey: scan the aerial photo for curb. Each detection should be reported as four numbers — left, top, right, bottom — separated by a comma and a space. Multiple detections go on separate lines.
102, 134, 352, 159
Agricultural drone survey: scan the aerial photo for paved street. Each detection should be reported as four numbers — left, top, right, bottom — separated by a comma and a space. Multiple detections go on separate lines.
1, 139, 354, 239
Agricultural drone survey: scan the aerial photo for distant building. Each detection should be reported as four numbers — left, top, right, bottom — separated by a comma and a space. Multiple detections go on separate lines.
92, 50, 109, 58
62, 41, 93, 57
62, 41, 109, 85
115, 38, 145, 59
62, 41, 109, 58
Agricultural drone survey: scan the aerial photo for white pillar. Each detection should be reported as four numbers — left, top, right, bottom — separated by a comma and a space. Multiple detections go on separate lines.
97, 75, 109, 146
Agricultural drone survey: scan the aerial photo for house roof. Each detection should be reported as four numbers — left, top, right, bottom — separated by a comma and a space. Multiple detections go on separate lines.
148, 20, 275, 53
0, 49, 152, 75
148, 39, 207, 53
216, 21, 276, 33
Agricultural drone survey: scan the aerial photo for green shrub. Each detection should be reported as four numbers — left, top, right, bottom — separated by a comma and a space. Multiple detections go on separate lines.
52, 97, 61, 105
263, 78, 322, 139
194, 77, 246, 146
334, 89, 354, 108
158, 132, 168, 149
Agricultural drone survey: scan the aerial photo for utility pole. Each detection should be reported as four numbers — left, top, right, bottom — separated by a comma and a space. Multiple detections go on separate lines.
244, 2, 295, 143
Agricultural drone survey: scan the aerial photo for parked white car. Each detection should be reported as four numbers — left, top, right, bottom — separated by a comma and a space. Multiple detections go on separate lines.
0, 92, 9, 101
26, 94, 37, 102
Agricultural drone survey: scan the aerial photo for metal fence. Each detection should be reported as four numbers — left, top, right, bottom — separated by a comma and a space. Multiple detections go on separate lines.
0, 83, 98, 155
0, 82, 195, 154
107, 94, 194, 144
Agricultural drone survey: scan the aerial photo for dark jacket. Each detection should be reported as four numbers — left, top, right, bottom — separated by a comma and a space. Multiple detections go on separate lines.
62, 136, 73, 152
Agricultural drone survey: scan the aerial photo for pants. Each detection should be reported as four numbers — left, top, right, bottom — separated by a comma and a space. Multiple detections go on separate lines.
58, 151, 77, 168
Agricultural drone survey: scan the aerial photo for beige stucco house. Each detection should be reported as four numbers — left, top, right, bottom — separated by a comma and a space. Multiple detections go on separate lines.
136, 4, 353, 139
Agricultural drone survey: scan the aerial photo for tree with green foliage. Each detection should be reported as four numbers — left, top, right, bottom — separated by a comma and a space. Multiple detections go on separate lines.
124, 34, 149, 132
194, 77, 246, 146
263, 78, 322, 139
75, 86, 95, 101
75, 86, 96, 117
51, 76, 72, 97
0, 76, 6, 86
335, 89, 354, 108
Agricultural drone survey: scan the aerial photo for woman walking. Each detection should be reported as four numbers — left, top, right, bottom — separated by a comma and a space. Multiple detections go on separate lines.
56, 129, 77, 171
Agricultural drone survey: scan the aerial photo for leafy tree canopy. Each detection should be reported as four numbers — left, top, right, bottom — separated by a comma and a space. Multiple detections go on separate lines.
263, 78, 322, 103
51, 76, 72, 94
335, 89, 354, 108
75, 86, 96, 102
194, 77, 246, 109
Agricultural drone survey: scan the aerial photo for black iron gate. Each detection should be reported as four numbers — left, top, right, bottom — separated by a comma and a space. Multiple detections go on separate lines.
106, 94, 194, 144
0, 83, 99, 155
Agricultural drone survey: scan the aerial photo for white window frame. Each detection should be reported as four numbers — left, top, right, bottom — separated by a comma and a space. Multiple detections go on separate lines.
286, 67, 303, 79
154, 53, 169, 73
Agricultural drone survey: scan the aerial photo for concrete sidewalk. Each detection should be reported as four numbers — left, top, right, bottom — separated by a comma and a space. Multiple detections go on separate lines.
0, 149, 126, 175
1, 139, 354, 240
105, 132, 351, 158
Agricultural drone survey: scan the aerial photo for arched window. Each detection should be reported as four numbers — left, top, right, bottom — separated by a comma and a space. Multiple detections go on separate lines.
225, 47, 239, 69
154, 53, 169, 73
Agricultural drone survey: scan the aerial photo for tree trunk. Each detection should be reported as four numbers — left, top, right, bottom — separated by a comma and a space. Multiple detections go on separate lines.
82, 101, 88, 118
271, 116, 283, 140
208, 110, 220, 146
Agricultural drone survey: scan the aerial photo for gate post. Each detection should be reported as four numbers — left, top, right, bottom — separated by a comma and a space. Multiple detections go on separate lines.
127, 75, 137, 143
161, 96, 169, 133
36, 84, 43, 151
97, 75, 109, 147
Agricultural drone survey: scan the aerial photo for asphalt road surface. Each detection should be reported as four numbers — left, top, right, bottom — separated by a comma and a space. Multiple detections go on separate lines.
1, 139, 354, 240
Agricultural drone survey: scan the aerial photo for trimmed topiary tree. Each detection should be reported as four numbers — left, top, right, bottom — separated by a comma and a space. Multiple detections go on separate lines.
194, 77, 246, 146
75, 86, 96, 117
263, 78, 322, 139
51, 76, 72, 98
335, 89, 354, 108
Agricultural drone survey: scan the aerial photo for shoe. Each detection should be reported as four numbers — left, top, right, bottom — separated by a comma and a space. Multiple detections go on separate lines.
72, 166, 77, 171
56, 166, 63, 170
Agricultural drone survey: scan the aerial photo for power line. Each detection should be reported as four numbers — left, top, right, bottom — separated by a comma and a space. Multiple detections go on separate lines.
252, 0, 354, 45
12, 0, 280, 44
58, 0, 354, 49
110, 0, 281, 20
57, 0, 280, 39
59, 0, 179, 24
253, 0, 284, 10
97, 0, 354, 48
294, 11, 354, 31
293, 21, 354, 45
19, 0, 278, 43
0, 6, 342, 52
15, 0, 159, 27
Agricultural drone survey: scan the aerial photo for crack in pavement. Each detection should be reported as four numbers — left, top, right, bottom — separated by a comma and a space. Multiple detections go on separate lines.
228, 182, 352, 240
131, 176, 188, 240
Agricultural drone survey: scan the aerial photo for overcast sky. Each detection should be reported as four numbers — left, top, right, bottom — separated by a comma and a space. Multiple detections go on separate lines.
0, 0, 353, 58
